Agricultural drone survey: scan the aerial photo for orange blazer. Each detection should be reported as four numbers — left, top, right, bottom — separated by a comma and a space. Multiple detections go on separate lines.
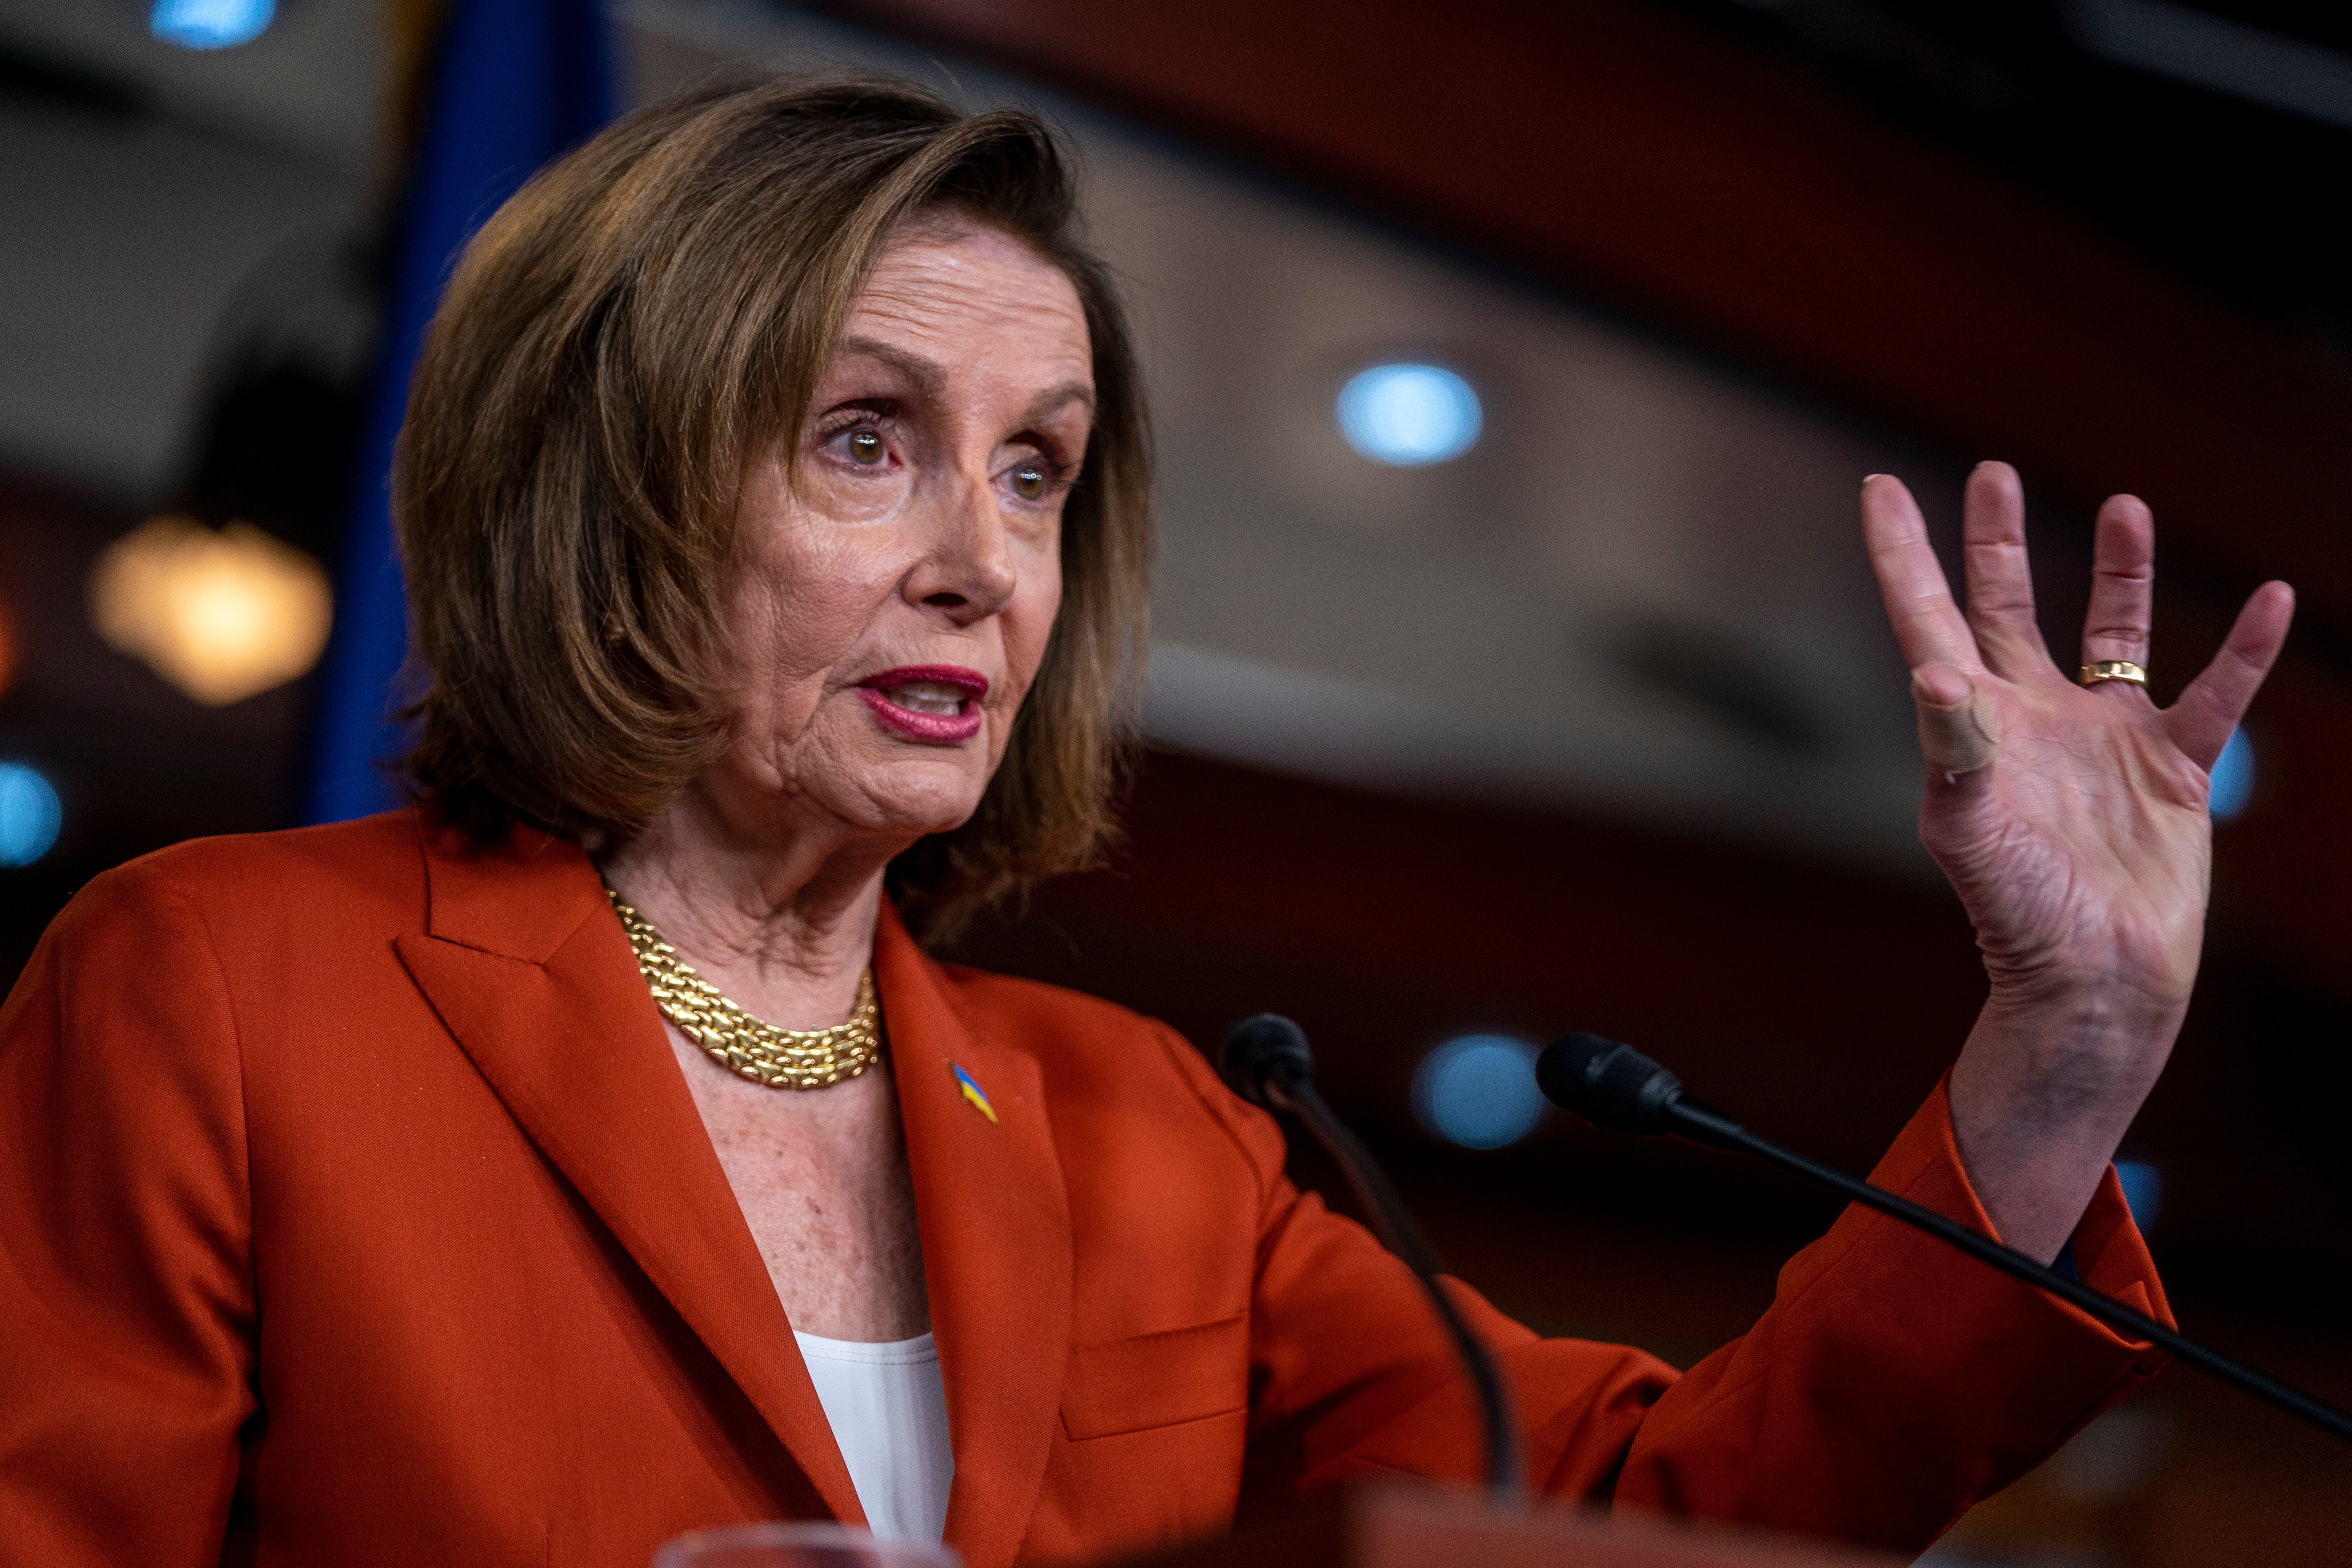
0, 813, 2171, 1568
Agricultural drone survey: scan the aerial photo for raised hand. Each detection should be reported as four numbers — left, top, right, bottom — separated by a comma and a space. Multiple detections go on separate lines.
1861, 462, 2293, 1262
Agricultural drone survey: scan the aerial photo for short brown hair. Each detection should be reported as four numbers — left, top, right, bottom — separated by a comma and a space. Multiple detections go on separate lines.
396, 75, 1152, 930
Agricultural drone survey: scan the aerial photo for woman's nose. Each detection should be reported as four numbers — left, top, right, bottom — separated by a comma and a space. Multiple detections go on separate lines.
906, 473, 1019, 622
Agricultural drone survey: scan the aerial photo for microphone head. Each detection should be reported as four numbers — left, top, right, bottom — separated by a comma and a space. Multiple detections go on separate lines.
1221, 1013, 1314, 1109
1536, 1032, 1686, 1135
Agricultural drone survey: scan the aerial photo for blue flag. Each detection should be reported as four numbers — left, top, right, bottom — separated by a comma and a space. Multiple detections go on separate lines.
305, 0, 612, 823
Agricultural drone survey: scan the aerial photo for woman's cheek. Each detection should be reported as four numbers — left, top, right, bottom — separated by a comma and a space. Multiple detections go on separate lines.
799, 466, 908, 526
1021, 513, 1065, 611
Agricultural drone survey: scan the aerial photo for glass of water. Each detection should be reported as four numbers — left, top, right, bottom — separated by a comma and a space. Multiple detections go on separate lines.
653, 1523, 959, 1568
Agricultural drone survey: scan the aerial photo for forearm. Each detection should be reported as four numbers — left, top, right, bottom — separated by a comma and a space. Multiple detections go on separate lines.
1947, 985, 2186, 1263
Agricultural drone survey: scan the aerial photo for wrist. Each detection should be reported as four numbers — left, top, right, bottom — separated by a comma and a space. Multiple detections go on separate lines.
1956, 988, 2182, 1146
1947, 993, 2180, 1262
1979, 966, 2191, 1063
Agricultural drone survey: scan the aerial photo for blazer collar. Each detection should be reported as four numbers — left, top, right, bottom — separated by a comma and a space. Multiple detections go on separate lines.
393, 817, 865, 1525
874, 901, 1074, 1568
394, 819, 1078, 1568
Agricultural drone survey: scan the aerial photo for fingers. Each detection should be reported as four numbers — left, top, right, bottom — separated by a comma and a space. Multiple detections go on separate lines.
1914, 662, 2001, 775
1862, 473, 1981, 675
1959, 461, 2050, 678
2167, 580, 2295, 770
2080, 493, 2156, 690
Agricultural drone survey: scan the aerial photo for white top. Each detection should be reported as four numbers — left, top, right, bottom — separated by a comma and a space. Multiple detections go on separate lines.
792, 1330, 955, 1545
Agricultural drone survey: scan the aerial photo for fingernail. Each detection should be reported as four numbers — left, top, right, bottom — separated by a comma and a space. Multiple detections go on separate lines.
1862, 473, 1886, 485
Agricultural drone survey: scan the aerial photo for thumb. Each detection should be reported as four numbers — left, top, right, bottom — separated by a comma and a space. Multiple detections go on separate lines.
1914, 663, 2000, 776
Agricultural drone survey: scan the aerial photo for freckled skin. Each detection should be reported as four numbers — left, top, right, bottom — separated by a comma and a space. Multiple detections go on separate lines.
599, 226, 1094, 1340
668, 1046, 929, 1341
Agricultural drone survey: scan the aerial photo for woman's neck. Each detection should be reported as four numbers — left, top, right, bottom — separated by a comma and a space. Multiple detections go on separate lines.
594, 789, 907, 1030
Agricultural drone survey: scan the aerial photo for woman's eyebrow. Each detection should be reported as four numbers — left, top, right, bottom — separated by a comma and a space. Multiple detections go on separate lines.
835, 336, 946, 397
829, 344, 1092, 427
1024, 382, 1096, 423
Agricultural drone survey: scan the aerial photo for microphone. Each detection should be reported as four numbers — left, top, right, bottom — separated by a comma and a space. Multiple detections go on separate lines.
1222, 1015, 1526, 1498
1538, 1032, 2352, 1448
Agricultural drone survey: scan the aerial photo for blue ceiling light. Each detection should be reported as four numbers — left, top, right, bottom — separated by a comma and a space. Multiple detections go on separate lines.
152, 0, 277, 51
1412, 1034, 1545, 1149
2209, 727, 2255, 822
1337, 363, 1482, 466
0, 763, 62, 867
2115, 1159, 2163, 1234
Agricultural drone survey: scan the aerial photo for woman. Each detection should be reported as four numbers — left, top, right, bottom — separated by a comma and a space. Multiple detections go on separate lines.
0, 76, 2293, 1568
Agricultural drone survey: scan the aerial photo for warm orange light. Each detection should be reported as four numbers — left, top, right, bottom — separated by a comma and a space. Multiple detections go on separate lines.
90, 517, 333, 706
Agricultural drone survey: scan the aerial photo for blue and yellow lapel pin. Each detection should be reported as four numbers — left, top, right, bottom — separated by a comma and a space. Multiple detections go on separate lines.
951, 1062, 998, 1124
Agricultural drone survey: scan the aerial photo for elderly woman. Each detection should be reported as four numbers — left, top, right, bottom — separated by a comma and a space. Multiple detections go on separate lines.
0, 77, 2293, 1568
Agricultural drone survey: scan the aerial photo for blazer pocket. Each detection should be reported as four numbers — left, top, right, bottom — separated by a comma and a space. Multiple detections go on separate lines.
1061, 1314, 1249, 1440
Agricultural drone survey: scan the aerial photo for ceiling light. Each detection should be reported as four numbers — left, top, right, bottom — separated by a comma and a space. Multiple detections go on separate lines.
1337, 364, 1482, 466
151, 0, 277, 51
1412, 1034, 1545, 1149
2115, 1159, 2162, 1233
2209, 728, 2254, 821
89, 517, 332, 707
0, 763, 62, 867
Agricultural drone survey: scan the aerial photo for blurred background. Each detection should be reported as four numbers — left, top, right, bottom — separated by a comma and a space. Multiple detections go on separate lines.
2, 0, 2348, 1561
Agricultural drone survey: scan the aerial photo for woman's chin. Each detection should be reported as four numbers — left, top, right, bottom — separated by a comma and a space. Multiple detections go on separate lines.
836, 760, 990, 840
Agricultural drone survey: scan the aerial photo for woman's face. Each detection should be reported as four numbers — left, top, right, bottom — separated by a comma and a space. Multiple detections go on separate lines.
709, 223, 1093, 847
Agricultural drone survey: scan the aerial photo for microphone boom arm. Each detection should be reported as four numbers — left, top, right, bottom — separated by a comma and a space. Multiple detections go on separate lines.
1540, 1032, 2352, 1449
1266, 1072, 1528, 1497
1670, 1096, 2352, 1447
1223, 1014, 1527, 1498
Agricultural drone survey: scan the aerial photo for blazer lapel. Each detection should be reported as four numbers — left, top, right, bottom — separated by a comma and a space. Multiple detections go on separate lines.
391, 821, 865, 1526
875, 905, 1074, 1568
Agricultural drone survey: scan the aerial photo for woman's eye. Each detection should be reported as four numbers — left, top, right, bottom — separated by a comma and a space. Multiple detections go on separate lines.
845, 428, 886, 466
1010, 463, 1049, 502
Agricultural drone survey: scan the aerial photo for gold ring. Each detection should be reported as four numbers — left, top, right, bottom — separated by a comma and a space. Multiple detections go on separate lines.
2080, 660, 2148, 687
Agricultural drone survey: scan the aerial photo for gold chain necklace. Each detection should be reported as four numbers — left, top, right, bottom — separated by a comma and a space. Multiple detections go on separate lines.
607, 889, 882, 1090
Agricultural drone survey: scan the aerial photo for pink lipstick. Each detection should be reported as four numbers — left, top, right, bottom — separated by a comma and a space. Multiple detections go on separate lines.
856, 664, 990, 743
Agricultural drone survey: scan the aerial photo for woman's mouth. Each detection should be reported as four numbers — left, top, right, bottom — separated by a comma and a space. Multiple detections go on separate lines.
856, 665, 990, 743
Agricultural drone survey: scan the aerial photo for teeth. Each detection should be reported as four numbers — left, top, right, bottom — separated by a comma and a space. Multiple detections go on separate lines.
885, 681, 967, 715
